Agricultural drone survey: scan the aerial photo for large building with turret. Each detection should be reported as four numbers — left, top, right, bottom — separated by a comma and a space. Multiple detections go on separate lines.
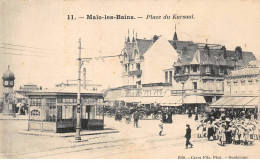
105, 26, 256, 111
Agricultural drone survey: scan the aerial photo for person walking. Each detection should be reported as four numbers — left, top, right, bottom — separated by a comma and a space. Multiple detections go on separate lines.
133, 111, 139, 128
195, 113, 198, 122
185, 124, 193, 149
188, 108, 192, 119
159, 120, 164, 136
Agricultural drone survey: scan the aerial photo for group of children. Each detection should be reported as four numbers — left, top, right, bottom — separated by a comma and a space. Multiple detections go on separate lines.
196, 117, 259, 146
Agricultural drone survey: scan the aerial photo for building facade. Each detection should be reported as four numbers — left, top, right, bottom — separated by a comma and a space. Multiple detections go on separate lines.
210, 60, 259, 115
27, 86, 104, 132
170, 42, 256, 107
105, 27, 257, 110
120, 31, 179, 86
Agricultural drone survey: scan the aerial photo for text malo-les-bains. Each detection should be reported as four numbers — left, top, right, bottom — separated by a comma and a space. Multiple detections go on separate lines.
86, 15, 134, 20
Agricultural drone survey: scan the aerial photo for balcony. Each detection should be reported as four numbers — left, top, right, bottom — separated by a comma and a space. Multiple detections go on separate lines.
171, 89, 224, 95
129, 69, 142, 76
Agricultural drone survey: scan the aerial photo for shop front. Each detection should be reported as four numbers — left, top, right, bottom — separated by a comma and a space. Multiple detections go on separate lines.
27, 88, 104, 133
210, 95, 258, 114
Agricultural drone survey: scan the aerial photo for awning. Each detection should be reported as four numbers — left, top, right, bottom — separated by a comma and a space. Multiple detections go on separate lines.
160, 96, 182, 106
183, 95, 206, 104
141, 97, 162, 104
210, 96, 258, 109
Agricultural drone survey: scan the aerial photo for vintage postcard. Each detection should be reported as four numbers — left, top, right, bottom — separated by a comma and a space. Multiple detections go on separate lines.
0, 0, 259, 159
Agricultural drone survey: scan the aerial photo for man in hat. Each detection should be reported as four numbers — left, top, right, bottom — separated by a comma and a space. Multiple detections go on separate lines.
133, 111, 139, 128
185, 124, 193, 149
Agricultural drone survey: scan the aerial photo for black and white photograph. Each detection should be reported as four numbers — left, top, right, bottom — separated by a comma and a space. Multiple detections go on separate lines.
0, 0, 259, 159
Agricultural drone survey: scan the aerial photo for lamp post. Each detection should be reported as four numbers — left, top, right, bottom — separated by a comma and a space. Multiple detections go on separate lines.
75, 38, 92, 141
75, 38, 82, 141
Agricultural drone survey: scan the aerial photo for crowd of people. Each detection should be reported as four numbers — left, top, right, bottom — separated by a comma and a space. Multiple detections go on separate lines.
195, 110, 259, 146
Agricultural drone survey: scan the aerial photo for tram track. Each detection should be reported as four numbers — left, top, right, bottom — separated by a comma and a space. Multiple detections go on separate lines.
16, 133, 203, 159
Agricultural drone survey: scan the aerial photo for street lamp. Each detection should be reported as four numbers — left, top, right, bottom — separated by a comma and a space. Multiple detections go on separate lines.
75, 38, 82, 141
75, 38, 92, 141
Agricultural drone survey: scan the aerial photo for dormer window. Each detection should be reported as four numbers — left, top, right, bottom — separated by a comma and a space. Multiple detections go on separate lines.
192, 65, 197, 72
206, 66, 210, 74
219, 68, 224, 74
185, 66, 189, 74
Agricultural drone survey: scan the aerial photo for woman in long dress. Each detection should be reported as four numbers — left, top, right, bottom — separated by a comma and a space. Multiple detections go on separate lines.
219, 125, 226, 146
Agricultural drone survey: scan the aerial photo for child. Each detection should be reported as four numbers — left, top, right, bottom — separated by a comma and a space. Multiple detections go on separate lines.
240, 128, 245, 145
159, 120, 164, 136
234, 127, 240, 145
248, 128, 254, 145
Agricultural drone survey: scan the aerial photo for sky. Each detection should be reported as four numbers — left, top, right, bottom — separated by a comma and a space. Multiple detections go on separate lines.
0, 0, 259, 91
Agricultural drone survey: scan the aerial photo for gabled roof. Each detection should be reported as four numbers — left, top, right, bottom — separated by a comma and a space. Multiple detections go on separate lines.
174, 44, 256, 67
136, 39, 154, 56
226, 50, 256, 67
169, 40, 195, 51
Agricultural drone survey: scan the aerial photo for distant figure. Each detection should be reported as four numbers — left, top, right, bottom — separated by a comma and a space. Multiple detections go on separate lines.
195, 113, 198, 122
185, 124, 193, 149
159, 120, 164, 136
188, 108, 192, 118
133, 111, 139, 128
207, 124, 215, 141
167, 111, 172, 123
162, 112, 167, 123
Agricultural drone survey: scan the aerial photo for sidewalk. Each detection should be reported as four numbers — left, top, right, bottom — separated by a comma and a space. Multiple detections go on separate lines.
19, 128, 119, 138
0, 114, 28, 120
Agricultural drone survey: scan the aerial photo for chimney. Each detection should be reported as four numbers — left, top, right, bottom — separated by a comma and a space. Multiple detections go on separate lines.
204, 44, 210, 57
153, 35, 159, 42
83, 68, 86, 89
221, 46, 227, 59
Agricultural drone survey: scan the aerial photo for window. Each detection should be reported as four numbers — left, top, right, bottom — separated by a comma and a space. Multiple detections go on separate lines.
165, 71, 168, 83
192, 65, 197, 72
193, 82, 197, 92
62, 105, 74, 119
46, 98, 56, 109
219, 68, 224, 74
248, 79, 253, 85
169, 71, 172, 83
57, 98, 62, 103
31, 110, 40, 116
124, 53, 127, 60
30, 98, 42, 106
206, 66, 210, 74
185, 66, 189, 74
241, 80, 245, 85
124, 65, 127, 72
233, 81, 238, 86
136, 63, 140, 70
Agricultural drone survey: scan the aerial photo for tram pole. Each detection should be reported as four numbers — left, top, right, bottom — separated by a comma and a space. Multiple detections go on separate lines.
75, 38, 82, 141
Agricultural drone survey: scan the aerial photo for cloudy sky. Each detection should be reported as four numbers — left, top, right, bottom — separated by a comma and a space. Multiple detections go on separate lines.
0, 0, 259, 91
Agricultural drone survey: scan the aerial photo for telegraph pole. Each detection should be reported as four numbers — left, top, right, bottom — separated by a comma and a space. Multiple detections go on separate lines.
75, 38, 82, 141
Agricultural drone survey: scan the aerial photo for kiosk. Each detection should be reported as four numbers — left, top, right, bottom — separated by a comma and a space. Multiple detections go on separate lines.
27, 87, 104, 133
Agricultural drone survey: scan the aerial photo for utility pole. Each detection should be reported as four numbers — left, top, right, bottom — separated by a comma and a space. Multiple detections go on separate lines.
75, 38, 82, 141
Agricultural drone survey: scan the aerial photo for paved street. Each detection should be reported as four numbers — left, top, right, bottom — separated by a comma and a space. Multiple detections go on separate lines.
0, 115, 259, 159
